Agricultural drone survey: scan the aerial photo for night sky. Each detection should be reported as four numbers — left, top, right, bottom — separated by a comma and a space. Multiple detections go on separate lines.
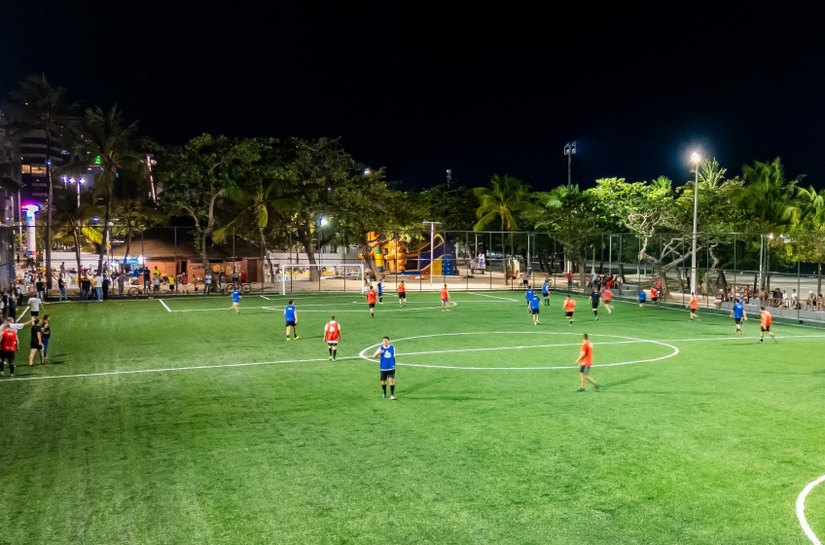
3, 2, 825, 191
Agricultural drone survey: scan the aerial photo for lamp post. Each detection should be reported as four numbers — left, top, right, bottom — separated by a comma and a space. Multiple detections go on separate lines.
689, 151, 702, 295
62, 176, 86, 208
422, 220, 440, 287
563, 141, 576, 188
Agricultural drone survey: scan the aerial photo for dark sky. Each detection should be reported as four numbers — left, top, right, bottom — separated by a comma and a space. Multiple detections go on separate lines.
3, 2, 825, 191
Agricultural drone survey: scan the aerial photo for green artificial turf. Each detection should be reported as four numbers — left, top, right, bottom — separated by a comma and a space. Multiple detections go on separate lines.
1, 290, 823, 544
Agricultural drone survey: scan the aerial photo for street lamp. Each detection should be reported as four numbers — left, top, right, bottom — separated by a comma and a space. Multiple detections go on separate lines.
563, 141, 577, 188
62, 176, 86, 208
689, 151, 702, 295
422, 220, 441, 286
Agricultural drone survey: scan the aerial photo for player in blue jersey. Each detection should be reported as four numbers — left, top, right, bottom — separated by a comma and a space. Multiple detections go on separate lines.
372, 336, 396, 399
541, 278, 550, 306
730, 295, 747, 336
377, 278, 384, 304
529, 293, 541, 325
638, 289, 646, 308
590, 288, 601, 320
525, 286, 535, 314
230, 288, 241, 314
284, 299, 299, 340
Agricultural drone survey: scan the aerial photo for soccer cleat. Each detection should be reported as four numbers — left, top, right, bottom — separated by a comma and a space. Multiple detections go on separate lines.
595, 384, 601, 391
383, 393, 387, 399
390, 395, 396, 400
294, 336, 300, 340
329, 356, 334, 360
286, 337, 291, 341
759, 339, 763, 344
577, 387, 586, 392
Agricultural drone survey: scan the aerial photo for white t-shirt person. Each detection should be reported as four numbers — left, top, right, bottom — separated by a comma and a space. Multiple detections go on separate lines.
28, 296, 42, 315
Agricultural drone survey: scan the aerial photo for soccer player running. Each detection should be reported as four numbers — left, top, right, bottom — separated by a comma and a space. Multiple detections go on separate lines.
759, 306, 776, 343
601, 286, 613, 315
323, 315, 341, 361
688, 292, 699, 320
284, 300, 299, 340
638, 289, 647, 308
377, 278, 384, 304
366, 285, 377, 318
230, 288, 241, 314
397, 280, 407, 307
563, 295, 576, 326
372, 336, 397, 399
529, 291, 541, 325
542, 278, 550, 306
730, 295, 747, 336
441, 284, 450, 311
575, 333, 600, 392
590, 288, 601, 320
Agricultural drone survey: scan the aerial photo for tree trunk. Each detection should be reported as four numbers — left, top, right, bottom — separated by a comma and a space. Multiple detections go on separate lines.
298, 231, 319, 280
73, 224, 82, 295
97, 196, 112, 274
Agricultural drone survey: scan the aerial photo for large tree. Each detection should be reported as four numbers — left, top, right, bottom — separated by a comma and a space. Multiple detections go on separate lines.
473, 174, 532, 279
158, 134, 262, 270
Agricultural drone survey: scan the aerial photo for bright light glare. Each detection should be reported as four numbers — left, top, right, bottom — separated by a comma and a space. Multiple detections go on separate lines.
690, 151, 702, 164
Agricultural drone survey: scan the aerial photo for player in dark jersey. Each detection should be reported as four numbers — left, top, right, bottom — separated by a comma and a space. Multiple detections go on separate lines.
372, 336, 397, 399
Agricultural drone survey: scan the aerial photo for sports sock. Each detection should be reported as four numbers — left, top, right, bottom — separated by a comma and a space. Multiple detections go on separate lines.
382, 384, 387, 395
329, 347, 333, 356
390, 384, 395, 395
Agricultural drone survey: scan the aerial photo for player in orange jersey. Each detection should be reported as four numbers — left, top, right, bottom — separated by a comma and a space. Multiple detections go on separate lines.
688, 292, 699, 320
759, 306, 776, 343
575, 333, 600, 392
440, 284, 450, 311
397, 280, 407, 307
366, 286, 377, 318
563, 295, 576, 326
323, 315, 341, 361
601, 286, 613, 314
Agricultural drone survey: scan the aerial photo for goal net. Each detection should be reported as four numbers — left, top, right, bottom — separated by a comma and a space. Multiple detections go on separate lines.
279, 263, 365, 295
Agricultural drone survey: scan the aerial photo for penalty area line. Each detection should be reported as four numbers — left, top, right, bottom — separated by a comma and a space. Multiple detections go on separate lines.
797, 474, 825, 545
158, 299, 172, 313
467, 292, 520, 302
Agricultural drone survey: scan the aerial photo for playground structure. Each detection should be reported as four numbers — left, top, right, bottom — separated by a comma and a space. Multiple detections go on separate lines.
365, 231, 457, 276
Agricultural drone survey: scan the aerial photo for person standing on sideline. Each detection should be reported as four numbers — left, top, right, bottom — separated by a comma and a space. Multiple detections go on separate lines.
0, 320, 19, 377
284, 299, 299, 340
58, 274, 67, 301
323, 315, 341, 361
230, 288, 241, 314
566, 270, 574, 292
440, 283, 450, 311
563, 295, 576, 326
366, 285, 377, 318
590, 288, 601, 320
35, 276, 46, 300
377, 278, 384, 304
397, 280, 407, 307
650, 286, 659, 308
529, 291, 541, 325
602, 286, 613, 315
730, 295, 747, 336
204, 271, 213, 295
688, 292, 699, 320
28, 317, 43, 366
40, 314, 51, 362
372, 336, 397, 399
638, 289, 647, 308
94, 272, 103, 301
576, 333, 600, 392
542, 278, 550, 306
759, 306, 775, 343
143, 267, 151, 292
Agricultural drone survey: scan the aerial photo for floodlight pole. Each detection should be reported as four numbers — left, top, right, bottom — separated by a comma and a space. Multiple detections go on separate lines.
690, 152, 702, 296
423, 221, 440, 287
563, 141, 576, 188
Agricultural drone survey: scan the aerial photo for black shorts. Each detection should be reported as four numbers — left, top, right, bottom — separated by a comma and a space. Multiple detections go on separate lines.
1, 350, 14, 363
734, 317, 742, 325
761, 326, 770, 332
398, 293, 406, 299
651, 298, 658, 303
565, 311, 574, 318
380, 369, 395, 381
285, 320, 296, 327
31, 311, 39, 317
580, 365, 591, 374
531, 308, 540, 314
30, 344, 42, 350
326, 340, 339, 346
369, 303, 376, 308
591, 304, 599, 310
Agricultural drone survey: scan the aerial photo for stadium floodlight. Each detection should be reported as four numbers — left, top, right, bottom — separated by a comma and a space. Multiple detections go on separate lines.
690, 151, 702, 295
563, 141, 577, 188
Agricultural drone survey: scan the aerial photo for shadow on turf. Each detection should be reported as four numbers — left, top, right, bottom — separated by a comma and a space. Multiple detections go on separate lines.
600, 373, 651, 389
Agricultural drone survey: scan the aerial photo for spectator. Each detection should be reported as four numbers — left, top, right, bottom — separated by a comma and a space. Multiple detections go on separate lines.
102, 274, 111, 299
204, 271, 213, 295
81, 275, 91, 301
93, 272, 103, 301
58, 275, 67, 301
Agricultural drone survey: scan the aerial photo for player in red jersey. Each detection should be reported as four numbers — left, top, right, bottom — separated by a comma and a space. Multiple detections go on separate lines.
440, 284, 450, 311
601, 286, 613, 314
323, 315, 341, 361
0, 319, 19, 377
366, 286, 377, 318
688, 293, 699, 320
397, 280, 407, 307
759, 306, 776, 344
563, 295, 576, 326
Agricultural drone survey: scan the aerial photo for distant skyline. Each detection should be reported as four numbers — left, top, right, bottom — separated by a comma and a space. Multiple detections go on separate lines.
4, 3, 825, 190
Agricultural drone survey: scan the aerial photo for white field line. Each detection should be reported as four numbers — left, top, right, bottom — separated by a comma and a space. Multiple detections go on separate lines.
158, 299, 172, 313
467, 292, 520, 302
797, 474, 825, 545
17, 306, 30, 321
260, 295, 273, 300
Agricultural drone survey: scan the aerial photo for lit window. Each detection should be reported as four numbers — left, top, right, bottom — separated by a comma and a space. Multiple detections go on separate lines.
30, 166, 47, 175
21, 165, 31, 174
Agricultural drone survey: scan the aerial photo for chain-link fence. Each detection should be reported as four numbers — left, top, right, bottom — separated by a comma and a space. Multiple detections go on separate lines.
2, 225, 824, 323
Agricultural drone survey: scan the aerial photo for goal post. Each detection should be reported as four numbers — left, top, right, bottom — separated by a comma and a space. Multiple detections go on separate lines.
279, 263, 365, 295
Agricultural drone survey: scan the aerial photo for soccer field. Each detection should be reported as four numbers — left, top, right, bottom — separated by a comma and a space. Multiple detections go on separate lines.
2, 290, 824, 545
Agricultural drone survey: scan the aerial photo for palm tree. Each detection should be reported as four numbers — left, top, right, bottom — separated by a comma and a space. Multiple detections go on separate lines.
794, 185, 825, 294
736, 158, 800, 289
473, 174, 532, 280
8, 73, 75, 291
82, 105, 141, 274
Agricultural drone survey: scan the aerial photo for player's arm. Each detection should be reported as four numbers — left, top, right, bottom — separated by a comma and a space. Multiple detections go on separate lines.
372, 347, 383, 359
